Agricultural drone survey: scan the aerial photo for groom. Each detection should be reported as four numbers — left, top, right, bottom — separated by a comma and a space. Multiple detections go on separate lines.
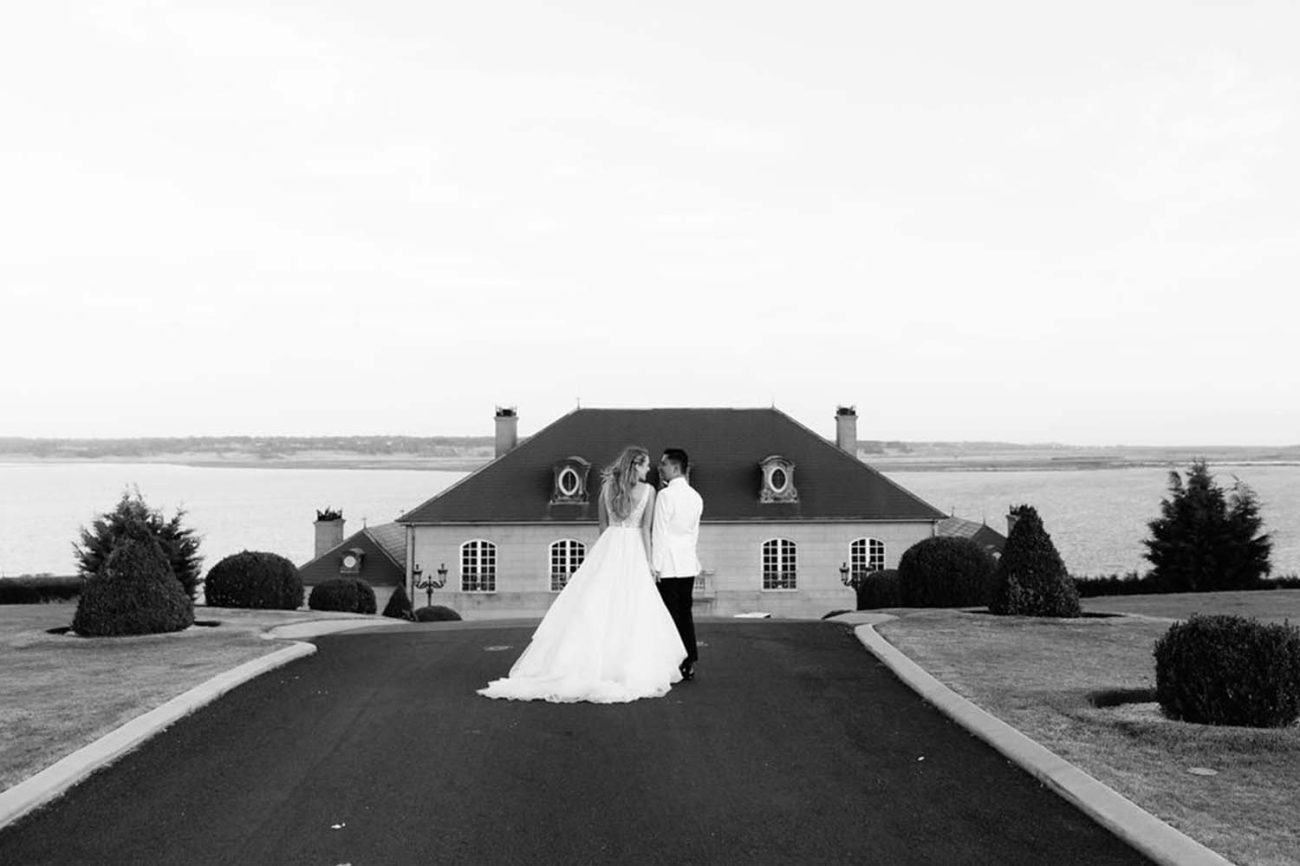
652, 448, 703, 681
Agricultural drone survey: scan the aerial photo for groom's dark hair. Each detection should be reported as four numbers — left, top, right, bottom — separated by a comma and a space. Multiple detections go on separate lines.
662, 448, 689, 475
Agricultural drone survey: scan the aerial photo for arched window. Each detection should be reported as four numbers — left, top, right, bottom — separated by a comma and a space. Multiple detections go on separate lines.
762, 539, 797, 590
549, 539, 586, 592
850, 538, 886, 581
460, 540, 497, 592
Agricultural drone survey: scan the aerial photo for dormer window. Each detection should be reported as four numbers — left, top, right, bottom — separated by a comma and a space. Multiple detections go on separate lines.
551, 456, 591, 504
340, 547, 365, 574
759, 455, 798, 503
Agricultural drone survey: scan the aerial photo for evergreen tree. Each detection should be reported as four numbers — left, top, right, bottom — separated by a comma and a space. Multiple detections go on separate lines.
382, 583, 415, 620
1143, 460, 1272, 591
72, 535, 195, 637
74, 489, 204, 601
989, 504, 1081, 617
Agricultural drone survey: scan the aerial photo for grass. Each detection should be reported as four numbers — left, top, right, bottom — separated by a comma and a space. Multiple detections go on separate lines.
0, 603, 385, 792
875, 589, 1300, 866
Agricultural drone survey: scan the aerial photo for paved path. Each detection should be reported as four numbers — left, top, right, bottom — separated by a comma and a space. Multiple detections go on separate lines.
0, 621, 1152, 865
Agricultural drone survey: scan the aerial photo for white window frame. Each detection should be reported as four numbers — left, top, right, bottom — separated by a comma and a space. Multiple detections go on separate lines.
850, 538, 886, 580
460, 539, 497, 593
761, 538, 797, 591
549, 539, 586, 592
557, 467, 581, 498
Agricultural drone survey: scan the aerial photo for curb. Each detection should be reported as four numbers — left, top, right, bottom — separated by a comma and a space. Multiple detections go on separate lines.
0, 640, 316, 831
850, 616, 1236, 866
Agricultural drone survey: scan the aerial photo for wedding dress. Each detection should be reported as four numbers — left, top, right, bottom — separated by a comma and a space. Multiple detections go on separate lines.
478, 484, 687, 703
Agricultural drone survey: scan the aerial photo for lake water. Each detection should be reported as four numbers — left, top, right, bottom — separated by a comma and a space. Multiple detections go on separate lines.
2, 462, 1297, 579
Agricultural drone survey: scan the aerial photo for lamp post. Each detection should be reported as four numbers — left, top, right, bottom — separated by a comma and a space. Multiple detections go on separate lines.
413, 562, 448, 608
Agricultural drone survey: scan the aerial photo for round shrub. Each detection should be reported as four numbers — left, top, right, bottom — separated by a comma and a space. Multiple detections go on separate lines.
856, 569, 901, 610
1154, 614, 1300, 728
204, 551, 303, 610
413, 605, 462, 622
989, 504, 1081, 617
382, 584, 415, 620
308, 578, 377, 614
898, 537, 995, 608
72, 536, 195, 637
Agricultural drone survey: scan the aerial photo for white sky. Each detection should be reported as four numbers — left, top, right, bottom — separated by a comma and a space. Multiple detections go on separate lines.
2, 1, 1297, 446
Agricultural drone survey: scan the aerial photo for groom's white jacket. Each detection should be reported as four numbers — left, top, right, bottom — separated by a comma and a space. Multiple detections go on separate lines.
652, 476, 703, 578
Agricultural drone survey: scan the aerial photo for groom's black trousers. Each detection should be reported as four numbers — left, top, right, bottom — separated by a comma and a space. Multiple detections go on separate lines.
656, 576, 698, 664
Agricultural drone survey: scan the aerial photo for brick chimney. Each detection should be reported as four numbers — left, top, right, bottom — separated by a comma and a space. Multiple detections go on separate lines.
495, 406, 519, 457
835, 405, 858, 454
314, 510, 345, 558
1006, 508, 1019, 537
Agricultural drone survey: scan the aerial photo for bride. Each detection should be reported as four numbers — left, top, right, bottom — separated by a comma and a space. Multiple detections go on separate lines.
478, 445, 688, 703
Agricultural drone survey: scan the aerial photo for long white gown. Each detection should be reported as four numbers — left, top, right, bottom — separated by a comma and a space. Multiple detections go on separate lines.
478, 484, 687, 703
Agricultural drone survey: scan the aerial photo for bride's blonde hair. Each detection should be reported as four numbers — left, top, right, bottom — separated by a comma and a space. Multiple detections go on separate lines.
601, 445, 649, 521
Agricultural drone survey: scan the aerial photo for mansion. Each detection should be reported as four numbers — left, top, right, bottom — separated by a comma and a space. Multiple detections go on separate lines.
369, 405, 949, 619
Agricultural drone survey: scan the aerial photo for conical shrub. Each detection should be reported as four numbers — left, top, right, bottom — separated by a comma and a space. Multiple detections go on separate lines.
382, 583, 415, 620
72, 536, 195, 637
989, 504, 1081, 617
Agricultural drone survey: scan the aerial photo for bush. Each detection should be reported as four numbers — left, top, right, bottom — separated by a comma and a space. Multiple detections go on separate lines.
413, 605, 462, 622
855, 570, 901, 610
382, 583, 415, 620
308, 578, 377, 614
74, 490, 203, 601
898, 537, 995, 608
1144, 460, 1272, 592
72, 536, 195, 637
204, 551, 303, 610
1154, 614, 1300, 727
989, 504, 1081, 617
0, 575, 83, 604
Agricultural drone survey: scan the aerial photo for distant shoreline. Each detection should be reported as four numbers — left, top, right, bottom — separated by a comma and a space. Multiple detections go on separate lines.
4, 453, 1299, 473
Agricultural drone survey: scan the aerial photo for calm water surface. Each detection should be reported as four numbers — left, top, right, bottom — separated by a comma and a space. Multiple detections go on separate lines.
887, 465, 1300, 577
0, 463, 463, 577
2, 462, 1297, 578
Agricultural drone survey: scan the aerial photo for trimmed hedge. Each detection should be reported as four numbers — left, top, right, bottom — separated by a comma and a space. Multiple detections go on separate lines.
204, 546, 302, 605
989, 505, 1081, 617
413, 605, 462, 622
855, 570, 901, 610
898, 537, 995, 608
308, 577, 377, 614
72, 537, 195, 637
204, 551, 303, 610
0, 576, 83, 604
382, 584, 415, 620
1154, 614, 1300, 727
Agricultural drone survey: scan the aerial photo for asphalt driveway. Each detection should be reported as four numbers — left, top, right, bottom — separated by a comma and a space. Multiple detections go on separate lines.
0, 620, 1151, 865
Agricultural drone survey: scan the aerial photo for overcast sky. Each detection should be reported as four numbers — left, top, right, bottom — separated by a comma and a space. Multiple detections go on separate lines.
2, 2, 1296, 446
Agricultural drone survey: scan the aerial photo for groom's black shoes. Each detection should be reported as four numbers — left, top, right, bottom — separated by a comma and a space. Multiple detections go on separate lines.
680, 662, 695, 681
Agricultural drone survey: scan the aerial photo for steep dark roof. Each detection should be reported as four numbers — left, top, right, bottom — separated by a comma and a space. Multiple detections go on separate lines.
398, 408, 945, 525
298, 522, 406, 586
